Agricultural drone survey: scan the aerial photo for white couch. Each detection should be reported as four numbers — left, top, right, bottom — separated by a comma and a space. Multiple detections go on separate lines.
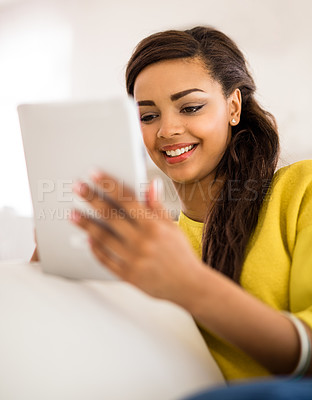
0, 261, 224, 400
0, 208, 34, 261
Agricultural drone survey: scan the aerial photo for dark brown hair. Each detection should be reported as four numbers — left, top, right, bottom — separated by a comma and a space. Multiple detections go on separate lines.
126, 27, 279, 283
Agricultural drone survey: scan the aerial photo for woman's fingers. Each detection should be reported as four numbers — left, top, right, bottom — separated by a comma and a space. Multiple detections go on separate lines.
91, 170, 137, 201
74, 182, 142, 236
90, 172, 169, 223
74, 178, 144, 221
89, 237, 125, 278
73, 173, 171, 240
71, 210, 134, 262
87, 214, 124, 242
70, 172, 177, 286
69, 174, 203, 304
91, 171, 144, 219
74, 181, 134, 220
75, 172, 171, 225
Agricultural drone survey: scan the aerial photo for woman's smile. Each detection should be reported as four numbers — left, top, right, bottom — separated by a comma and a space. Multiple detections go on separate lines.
161, 143, 198, 164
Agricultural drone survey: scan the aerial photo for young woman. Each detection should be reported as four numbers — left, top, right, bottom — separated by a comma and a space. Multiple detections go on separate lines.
70, 27, 312, 381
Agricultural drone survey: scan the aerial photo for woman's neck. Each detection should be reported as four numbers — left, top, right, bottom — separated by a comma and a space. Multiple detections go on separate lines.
173, 175, 223, 223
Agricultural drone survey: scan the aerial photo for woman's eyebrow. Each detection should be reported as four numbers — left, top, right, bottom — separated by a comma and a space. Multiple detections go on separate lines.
137, 100, 155, 106
137, 88, 205, 107
170, 88, 205, 101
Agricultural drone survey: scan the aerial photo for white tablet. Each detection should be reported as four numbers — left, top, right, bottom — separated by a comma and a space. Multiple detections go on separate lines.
18, 97, 147, 280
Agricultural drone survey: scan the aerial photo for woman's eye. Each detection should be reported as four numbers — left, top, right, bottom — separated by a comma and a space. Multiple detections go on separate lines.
181, 105, 204, 114
140, 114, 158, 123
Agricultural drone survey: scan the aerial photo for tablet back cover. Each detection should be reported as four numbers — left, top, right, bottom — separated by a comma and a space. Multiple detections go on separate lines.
18, 97, 147, 280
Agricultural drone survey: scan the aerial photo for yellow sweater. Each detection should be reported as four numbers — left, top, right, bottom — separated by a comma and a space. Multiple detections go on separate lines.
178, 160, 312, 381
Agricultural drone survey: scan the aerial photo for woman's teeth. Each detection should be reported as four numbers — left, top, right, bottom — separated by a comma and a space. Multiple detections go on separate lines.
165, 144, 195, 157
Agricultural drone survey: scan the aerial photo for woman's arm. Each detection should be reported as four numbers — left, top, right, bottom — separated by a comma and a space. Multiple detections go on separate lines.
71, 172, 312, 376
183, 264, 312, 375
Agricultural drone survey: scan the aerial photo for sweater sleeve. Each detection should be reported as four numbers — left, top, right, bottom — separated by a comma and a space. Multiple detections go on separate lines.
289, 174, 312, 328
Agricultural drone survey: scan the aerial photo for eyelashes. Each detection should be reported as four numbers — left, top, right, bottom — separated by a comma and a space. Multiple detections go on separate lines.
140, 104, 206, 124
140, 113, 159, 123
180, 104, 205, 114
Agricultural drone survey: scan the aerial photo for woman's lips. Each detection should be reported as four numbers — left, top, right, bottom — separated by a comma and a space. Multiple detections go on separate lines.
162, 144, 198, 164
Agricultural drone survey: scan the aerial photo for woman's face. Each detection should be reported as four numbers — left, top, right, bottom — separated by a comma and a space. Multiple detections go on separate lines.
133, 57, 239, 184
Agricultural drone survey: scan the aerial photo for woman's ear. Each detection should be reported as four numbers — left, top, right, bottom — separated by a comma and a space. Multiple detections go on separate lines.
229, 88, 242, 126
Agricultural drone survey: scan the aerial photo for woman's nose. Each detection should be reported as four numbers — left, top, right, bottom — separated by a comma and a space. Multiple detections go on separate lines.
156, 114, 185, 139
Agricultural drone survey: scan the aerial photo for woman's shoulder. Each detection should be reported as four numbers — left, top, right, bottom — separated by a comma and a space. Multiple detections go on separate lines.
274, 159, 312, 181
248, 160, 312, 261
267, 159, 312, 231
271, 159, 312, 195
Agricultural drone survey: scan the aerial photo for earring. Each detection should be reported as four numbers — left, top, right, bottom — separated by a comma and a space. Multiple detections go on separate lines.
231, 118, 236, 124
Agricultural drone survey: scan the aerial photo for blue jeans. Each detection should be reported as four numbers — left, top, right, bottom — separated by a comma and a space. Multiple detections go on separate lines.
183, 379, 312, 400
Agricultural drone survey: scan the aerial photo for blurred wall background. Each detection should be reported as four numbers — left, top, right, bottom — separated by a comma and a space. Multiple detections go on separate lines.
0, 0, 311, 259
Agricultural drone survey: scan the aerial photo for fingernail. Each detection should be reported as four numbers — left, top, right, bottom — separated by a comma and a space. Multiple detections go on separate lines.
73, 181, 88, 197
91, 169, 104, 182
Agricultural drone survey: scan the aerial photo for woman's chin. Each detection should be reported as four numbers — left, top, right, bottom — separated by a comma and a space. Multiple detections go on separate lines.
167, 173, 200, 185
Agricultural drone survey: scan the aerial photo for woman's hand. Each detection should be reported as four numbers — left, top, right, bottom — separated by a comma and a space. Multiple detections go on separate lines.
30, 247, 39, 262
71, 171, 205, 307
